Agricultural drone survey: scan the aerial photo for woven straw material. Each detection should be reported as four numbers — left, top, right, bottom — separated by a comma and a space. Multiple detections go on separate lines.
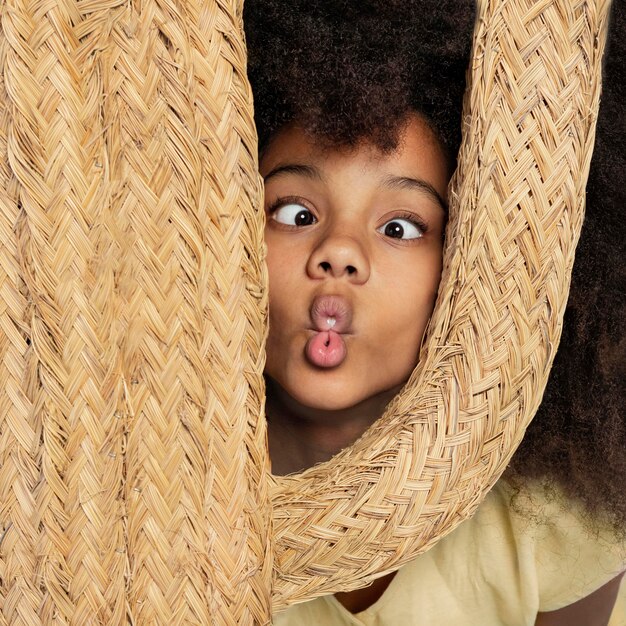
271, 0, 612, 609
0, 0, 271, 624
1, 0, 127, 622
0, 0, 611, 623
104, 2, 271, 624
0, 24, 42, 626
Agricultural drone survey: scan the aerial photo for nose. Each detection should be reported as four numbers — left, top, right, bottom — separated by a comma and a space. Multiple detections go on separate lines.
306, 232, 370, 284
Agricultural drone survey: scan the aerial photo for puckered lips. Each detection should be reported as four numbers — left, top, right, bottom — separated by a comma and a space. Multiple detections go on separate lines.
305, 295, 352, 368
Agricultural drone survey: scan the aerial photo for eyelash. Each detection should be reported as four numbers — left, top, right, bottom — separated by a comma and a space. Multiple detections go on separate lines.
266, 197, 429, 235
266, 196, 312, 214
388, 211, 429, 235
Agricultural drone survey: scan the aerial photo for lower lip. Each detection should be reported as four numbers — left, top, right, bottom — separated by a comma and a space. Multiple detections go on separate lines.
305, 330, 347, 368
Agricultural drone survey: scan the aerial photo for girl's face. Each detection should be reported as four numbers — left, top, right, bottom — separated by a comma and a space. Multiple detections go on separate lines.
261, 115, 448, 413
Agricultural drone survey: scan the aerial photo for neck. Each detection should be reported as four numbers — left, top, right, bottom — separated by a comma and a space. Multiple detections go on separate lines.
266, 378, 402, 475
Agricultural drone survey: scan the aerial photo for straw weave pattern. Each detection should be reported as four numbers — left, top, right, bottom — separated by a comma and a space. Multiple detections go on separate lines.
271, 0, 612, 608
0, 0, 271, 623
0, 0, 611, 622
0, 23, 41, 626
107, 1, 271, 623
2, 0, 126, 622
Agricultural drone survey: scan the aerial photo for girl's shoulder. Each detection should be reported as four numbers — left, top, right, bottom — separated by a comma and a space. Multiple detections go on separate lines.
426, 477, 626, 612
273, 478, 626, 626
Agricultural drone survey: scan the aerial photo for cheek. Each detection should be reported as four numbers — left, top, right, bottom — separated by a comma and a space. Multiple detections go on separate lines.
374, 252, 442, 361
266, 240, 299, 320
264, 236, 307, 368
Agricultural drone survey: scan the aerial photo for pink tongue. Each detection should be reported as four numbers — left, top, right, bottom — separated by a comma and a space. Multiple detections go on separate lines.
305, 330, 346, 368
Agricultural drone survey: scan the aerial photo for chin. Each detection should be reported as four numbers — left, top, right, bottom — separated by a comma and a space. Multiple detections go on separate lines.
295, 390, 361, 412
266, 367, 369, 414
293, 382, 363, 412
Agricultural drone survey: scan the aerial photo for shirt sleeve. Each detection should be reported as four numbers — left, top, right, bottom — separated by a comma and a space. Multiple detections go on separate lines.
517, 482, 626, 612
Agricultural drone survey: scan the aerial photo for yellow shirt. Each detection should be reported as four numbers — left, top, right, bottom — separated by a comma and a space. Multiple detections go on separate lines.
274, 480, 626, 626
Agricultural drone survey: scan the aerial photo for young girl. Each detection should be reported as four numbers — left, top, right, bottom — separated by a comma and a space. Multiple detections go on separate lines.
244, 1, 626, 623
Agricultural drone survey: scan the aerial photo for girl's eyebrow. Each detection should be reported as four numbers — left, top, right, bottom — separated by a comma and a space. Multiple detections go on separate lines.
263, 165, 447, 213
382, 174, 448, 213
263, 163, 324, 183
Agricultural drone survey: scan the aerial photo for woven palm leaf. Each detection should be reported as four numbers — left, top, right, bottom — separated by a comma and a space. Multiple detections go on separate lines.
0, 0, 612, 624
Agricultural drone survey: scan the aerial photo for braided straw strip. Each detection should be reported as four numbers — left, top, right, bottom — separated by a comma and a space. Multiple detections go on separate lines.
2, 0, 127, 622
105, 0, 271, 623
271, 0, 612, 608
0, 28, 40, 626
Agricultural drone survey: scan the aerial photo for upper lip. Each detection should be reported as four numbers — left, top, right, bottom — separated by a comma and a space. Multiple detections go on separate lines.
309, 294, 353, 334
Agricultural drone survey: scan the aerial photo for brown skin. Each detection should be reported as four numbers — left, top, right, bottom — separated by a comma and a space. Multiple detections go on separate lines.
534, 573, 624, 626
261, 118, 624, 620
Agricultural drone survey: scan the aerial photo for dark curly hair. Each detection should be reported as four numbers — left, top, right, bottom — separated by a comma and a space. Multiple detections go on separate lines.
244, 1, 626, 531
244, 0, 474, 162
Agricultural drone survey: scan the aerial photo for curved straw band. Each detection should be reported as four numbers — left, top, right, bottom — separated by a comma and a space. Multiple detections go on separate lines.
271, 0, 612, 609
0, 0, 611, 623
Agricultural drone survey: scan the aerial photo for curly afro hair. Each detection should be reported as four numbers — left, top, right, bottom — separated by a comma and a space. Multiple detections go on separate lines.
244, 1, 626, 531
244, 0, 475, 162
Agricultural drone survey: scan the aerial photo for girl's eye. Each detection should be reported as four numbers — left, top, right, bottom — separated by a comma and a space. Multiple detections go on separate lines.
378, 218, 424, 240
271, 203, 317, 227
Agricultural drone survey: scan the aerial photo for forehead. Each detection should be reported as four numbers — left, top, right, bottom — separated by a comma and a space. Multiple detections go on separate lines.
259, 115, 450, 201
